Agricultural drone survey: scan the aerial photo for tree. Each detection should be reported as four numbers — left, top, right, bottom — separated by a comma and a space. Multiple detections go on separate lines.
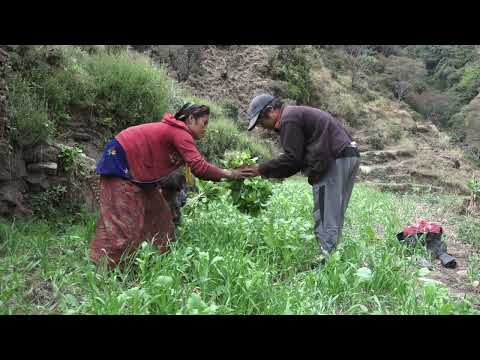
393, 80, 411, 102
384, 56, 427, 102
343, 45, 369, 90
265, 46, 314, 104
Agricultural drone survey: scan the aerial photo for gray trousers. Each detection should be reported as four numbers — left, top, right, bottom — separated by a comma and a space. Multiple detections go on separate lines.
312, 153, 360, 254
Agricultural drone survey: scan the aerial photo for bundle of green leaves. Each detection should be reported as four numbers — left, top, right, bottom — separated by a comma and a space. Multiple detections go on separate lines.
221, 151, 273, 215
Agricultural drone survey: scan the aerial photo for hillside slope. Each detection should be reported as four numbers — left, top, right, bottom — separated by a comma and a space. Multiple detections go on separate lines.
140, 45, 479, 195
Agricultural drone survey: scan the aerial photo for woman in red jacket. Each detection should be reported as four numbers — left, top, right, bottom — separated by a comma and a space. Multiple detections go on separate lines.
90, 103, 250, 267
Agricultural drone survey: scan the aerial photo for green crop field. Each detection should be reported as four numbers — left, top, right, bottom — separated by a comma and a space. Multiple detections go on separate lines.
1, 177, 478, 315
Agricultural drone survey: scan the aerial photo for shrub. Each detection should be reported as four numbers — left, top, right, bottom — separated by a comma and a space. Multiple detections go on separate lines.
388, 124, 402, 143
8, 46, 174, 135
341, 46, 375, 90
82, 52, 172, 132
430, 59, 461, 90
265, 46, 314, 104
361, 55, 385, 74
368, 133, 385, 150
468, 176, 480, 197
197, 117, 272, 165
221, 99, 239, 121
104, 45, 128, 55
383, 56, 427, 102
377, 45, 404, 57
8, 46, 58, 81
58, 144, 87, 176
183, 95, 225, 120
457, 219, 480, 247
326, 94, 362, 128
406, 90, 458, 127
410, 45, 477, 74
449, 129, 466, 144
197, 118, 240, 163
466, 147, 480, 168
7, 75, 55, 149
42, 61, 96, 121
25, 185, 68, 219
452, 65, 480, 105
448, 112, 466, 128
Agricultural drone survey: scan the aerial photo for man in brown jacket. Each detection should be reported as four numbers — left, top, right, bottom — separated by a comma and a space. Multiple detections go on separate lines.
242, 94, 360, 264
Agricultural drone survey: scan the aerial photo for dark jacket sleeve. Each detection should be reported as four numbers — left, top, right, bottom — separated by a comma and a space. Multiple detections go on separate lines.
258, 121, 305, 179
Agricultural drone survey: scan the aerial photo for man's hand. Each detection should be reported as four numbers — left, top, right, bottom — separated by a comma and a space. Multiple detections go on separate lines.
238, 165, 260, 177
224, 165, 260, 180
225, 168, 252, 180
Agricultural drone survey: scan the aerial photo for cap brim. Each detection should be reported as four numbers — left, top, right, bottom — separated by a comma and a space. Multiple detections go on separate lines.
247, 112, 260, 131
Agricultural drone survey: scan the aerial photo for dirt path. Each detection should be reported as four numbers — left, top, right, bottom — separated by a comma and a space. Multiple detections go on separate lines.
408, 200, 480, 306
426, 240, 480, 309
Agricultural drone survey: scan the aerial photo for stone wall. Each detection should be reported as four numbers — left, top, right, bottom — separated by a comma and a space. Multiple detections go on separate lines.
0, 46, 31, 216
0, 46, 97, 217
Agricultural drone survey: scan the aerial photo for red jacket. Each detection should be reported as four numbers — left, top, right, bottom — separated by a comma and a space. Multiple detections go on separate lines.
115, 114, 225, 182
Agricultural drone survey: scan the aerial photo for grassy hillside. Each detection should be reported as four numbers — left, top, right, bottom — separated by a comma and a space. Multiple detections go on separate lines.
5, 45, 272, 162
1, 45, 273, 218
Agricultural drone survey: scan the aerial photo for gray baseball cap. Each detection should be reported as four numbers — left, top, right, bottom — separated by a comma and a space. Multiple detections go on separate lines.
247, 94, 274, 131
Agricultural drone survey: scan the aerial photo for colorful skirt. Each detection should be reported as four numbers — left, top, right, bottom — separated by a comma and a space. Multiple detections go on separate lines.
90, 176, 175, 267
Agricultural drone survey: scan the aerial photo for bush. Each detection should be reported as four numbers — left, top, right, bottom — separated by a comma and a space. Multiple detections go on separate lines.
197, 117, 272, 165
388, 124, 402, 143
361, 55, 385, 74
82, 52, 172, 132
406, 90, 458, 127
42, 61, 96, 121
452, 65, 480, 105
8, 46, 59, 81
221, 99, 239, 121
25, 185, 68, 219
184, 95, 225, 120
466, 147, 480, 168
7, 75, 55, 149
314, 47, 346, 72
8, 46, 174, 135
326, 94, 362, 128
430, 59, 461, 90
104, 45, 128, 55
382, 56, 427, 102
468, 176, 480, 197
58, 144, 87, 176
368, 134, 385, 150
448, 112, 466, 128
197, 118, 240, 163
368, 45, 404, 57
457, 218, 480, 247
449, 129, 466, 144
410, 45, 477, 74
265, 46, 314, 104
